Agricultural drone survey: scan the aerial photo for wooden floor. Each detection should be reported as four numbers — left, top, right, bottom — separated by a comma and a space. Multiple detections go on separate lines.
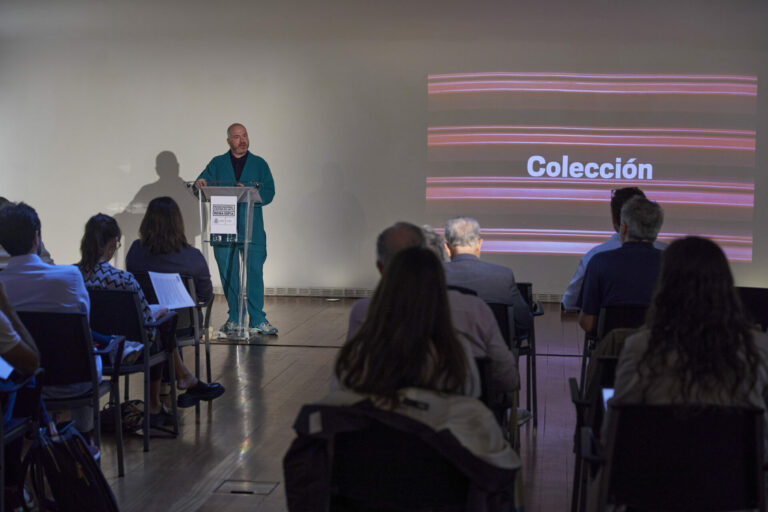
99, 296, 584, 511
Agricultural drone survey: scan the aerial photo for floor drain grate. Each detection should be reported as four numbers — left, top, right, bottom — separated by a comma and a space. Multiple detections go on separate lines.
214, 480, 279, 496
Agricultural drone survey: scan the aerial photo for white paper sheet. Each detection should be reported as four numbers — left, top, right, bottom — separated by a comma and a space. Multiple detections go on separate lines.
148, 272, 195, 310
0, 355, 14, 379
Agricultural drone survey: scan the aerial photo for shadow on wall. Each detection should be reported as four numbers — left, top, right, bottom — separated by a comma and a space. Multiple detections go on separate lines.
115, 151, 203, 248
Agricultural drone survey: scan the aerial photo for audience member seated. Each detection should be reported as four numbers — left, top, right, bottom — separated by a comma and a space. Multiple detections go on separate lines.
443, 217, 533, 332
0, 197, 54, 269
604, 237, 768, 483
578, 197, 664, 334
126, 196, 213, 304
0, 281, 41, 508
0, 283, 39, 377
347, 223, 480, 396
421, 225, 519, 401
561, 187, 666, 312
338, 246, 474, 401
0, 203, 99, 448
77, 214, 224, 425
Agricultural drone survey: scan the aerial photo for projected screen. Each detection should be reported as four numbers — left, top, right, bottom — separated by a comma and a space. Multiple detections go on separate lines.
425, 72, 757, 262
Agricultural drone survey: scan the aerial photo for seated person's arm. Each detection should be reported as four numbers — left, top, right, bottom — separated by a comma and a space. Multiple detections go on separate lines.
579, 312, 597, 334
0, 284, 39, 375
480, 304, 520, 391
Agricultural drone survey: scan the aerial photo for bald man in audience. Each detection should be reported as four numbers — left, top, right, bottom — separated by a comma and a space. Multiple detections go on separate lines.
347, 222, 519, 400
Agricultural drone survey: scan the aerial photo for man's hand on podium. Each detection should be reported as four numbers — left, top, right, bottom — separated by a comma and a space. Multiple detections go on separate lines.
194, 178, 207, 190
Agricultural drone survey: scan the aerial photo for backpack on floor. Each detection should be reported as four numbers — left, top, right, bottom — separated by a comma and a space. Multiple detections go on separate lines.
22, 421, 120, 512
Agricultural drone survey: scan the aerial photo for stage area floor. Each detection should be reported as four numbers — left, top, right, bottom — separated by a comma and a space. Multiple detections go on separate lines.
97, 296, 581, 511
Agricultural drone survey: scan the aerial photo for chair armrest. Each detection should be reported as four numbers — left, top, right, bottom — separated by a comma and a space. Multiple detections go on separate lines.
580, 426, 604, 464
145, 310, 178, 329
569, 377, 590, 406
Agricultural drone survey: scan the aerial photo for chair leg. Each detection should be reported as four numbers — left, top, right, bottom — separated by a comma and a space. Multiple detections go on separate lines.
579, 337, 590, 393
112, 382, 125, 477
167, 355, 179, 435
530, 333, 538, 428
571, 451, 582, 512
204, 330, 212, 384
93, 395, 101, 459
194, 339, 201, 420
143, 366, 150, 452
124, 374, 130, 402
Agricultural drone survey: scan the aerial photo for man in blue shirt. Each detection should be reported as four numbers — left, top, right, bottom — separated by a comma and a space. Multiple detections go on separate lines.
561, 187, 667, 311
195, 123, 276, 336
578, 197, 665, 333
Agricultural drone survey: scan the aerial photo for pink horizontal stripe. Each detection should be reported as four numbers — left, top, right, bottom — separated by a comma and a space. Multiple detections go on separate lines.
428, 133, 755, 150
428, 72, 758, 82
428, 126, 756, 136
426, 187, 754, 207
434, 227, 752, 244
479, 240, 751, 261
427, 177, 755, 191
428, 80, 757, 96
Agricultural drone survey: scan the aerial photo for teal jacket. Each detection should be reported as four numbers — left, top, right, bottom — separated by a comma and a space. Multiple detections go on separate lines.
197, 151, 275, 245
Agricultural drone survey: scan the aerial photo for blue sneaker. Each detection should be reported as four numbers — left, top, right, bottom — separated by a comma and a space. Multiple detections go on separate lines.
217, 321, 237, 336
249, 321, 278, 335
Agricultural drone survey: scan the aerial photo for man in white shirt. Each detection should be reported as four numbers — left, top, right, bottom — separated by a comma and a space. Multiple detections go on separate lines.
0, 203, 96, 438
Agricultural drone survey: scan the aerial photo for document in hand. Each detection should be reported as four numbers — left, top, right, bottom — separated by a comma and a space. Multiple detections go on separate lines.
148, 272, 195, 310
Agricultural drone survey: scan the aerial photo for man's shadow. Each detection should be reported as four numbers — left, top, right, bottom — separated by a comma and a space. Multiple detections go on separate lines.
116, 151, 203, 250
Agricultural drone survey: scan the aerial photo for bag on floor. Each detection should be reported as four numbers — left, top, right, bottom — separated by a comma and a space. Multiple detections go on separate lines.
22, 421, 120, 512
100, 399, 144, 433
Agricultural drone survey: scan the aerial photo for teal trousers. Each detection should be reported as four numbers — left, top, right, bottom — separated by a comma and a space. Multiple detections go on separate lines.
213, 243, 267, 327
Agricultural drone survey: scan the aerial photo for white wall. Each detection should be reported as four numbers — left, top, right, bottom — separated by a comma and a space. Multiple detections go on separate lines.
2, 0, 767, 293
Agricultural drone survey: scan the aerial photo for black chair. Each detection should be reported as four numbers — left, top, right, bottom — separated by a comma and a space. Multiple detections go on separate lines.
579, 304, 648, 391
487, 282, 543, 428
284, 402, 518, 511
87, 288, 179, 453
0, 368, 43, 512
582, 404, 766, 511
16, 312, 124, 474
568, 377, 589, 512
737, 286, 768, 331
132, 272, 214, 399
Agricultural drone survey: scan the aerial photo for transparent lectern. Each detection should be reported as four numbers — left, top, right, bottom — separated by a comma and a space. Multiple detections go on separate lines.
195, 184, 262, 340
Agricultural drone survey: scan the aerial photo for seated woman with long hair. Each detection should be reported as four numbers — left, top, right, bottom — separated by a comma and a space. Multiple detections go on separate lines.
78, 214, 224, 426
126, 196, 212, 304
335, 246, 470, 404
612, 236, 768, 410
604, 235, 768, 497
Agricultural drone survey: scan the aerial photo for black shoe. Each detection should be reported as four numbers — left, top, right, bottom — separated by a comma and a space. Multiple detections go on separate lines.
177, 381, 225, 408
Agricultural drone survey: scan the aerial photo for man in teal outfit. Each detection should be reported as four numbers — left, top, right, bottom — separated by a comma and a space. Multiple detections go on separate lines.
195, 123, 277, 335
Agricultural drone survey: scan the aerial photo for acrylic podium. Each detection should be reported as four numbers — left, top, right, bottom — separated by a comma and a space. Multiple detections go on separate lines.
195, 184, 262, 340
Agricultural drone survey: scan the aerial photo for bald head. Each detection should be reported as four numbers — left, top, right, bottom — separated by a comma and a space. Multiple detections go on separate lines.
375, 222, 424, 271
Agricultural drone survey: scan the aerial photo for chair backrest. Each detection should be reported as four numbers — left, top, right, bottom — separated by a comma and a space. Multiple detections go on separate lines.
131, 271, 198, 337
331, 420, 469, 509
474, 357, 492, 407
736, 286, 768, 331
16, 311, 97, 387
517, 282, 533, 308
596, 304, 648, 340
485, 302, 515, 349
87, 288, 148, 343
601, 404, 764, 511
